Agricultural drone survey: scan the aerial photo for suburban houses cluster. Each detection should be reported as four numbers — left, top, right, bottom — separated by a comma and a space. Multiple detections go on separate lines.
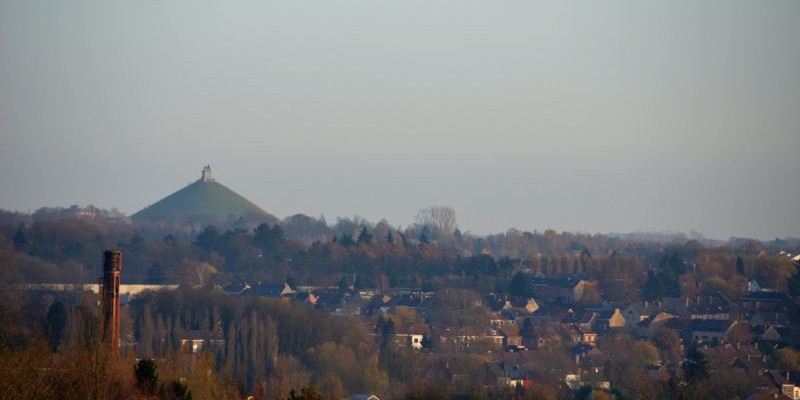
181, 272, 800, 399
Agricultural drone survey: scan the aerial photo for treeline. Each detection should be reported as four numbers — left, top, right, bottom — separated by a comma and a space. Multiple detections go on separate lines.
0, 285, 423, 399
2, 206, 799, 303
131, 289, 388, 398
0, 287, 239, 400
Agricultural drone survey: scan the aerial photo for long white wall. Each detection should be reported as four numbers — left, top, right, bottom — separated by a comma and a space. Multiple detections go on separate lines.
14, 284, 179, 303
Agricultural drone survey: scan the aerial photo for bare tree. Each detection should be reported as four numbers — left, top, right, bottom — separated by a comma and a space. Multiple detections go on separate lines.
414, 206, 457, 239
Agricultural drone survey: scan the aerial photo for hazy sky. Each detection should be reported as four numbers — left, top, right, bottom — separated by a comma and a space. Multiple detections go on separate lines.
1, 1, 798, 240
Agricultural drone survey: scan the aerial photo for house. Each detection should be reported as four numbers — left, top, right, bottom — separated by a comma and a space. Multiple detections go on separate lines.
394, 324, 430, 350
740, 291, 791, 313
314, 289, 362, 316
680, 295, 731, 320
690, 303, 730, 321
531, 327, 562, 349
522, 298, 540, 314
563, 374, 582, 391
443, 357, 473, 384
531, 278, 596, 303
568, 345, 607, 374
220, 282, 250, 295
580, 330, 598, 344
658, 297, 693, 319
564, 373, 610, 391
584, 347, 607, 371
178, 330, 223, 354
488, 310, 521, 330
566, 310, 596, 332
701, 343, 769, 374
623, 301, 662, 330
179, 331, 207, 354
687, 319, 736, 344
752, 325, 790, 343
700, 344, 740, 370
500, 326, 523, 350
484, 331, 505, 348
635, 312, 677, 338
221, 282, 296, 298
499, 297, 540, 314
394, 292, 433, 314
486, 361, 534, 389
251, 282, 296, 298
348, 394, 380, 400
767, 370, 800, 400
365, 292, 432, 315
593, 308, 626, 332
653, 295, 730, 320
749, 312, 790, 328
294, 291, 318, 307
366, 294, 400, 315
783, 383, 800, 400
735, 346, 770, 374
435, 326, 503, 351
494, 297, 540, 327
570, 308, 626, 333
746, 279, 762, 293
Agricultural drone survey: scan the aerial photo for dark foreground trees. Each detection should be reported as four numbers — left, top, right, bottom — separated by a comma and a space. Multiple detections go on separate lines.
0, 290, 239, 400
129, 289, 388, 399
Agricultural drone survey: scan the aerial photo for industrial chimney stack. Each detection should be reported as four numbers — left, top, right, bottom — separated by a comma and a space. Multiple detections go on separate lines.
101, 250, 122, 349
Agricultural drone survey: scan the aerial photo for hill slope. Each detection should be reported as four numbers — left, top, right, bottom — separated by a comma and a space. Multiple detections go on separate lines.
132, 179, 278, 227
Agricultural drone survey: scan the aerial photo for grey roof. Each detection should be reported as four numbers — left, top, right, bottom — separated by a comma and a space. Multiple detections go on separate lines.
221, 282, 294, 298
531, 277, 586, 288
690, 303, 730, 314
740, 291, 789, 302
595, 309, 616, 321
687, 319, 732, 332
348, 394, 380, 400
487, 361, 528, 380
221, 283, 250, 295
249, 283, 292, 297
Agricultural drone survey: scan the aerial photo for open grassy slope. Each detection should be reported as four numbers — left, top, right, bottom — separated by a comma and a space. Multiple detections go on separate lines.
132, 179, 278, 226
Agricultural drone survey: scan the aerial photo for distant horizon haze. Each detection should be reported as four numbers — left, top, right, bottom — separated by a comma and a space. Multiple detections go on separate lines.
1, 1, 798, 241
2, 163, 793, 243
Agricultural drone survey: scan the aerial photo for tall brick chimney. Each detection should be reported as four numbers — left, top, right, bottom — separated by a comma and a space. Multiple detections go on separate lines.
101, 250, 122, 349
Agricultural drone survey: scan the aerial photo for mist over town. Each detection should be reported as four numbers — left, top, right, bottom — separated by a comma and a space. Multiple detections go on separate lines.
2, 1, 799, 400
